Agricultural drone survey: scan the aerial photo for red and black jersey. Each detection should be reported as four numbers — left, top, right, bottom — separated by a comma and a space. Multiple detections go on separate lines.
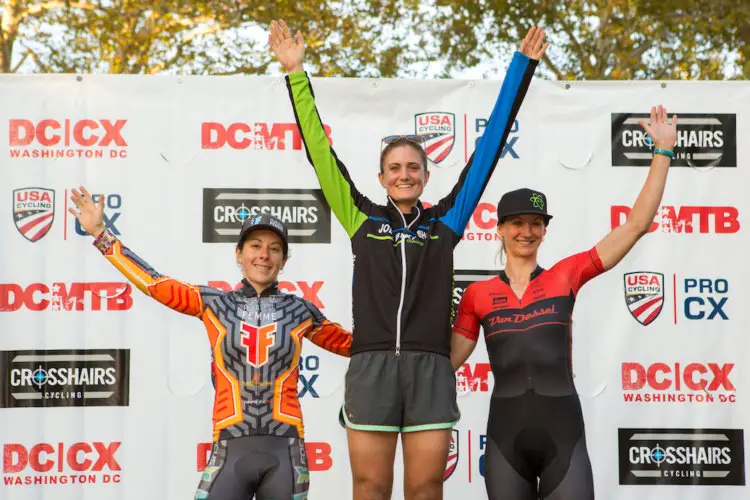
453, 248, 605, 397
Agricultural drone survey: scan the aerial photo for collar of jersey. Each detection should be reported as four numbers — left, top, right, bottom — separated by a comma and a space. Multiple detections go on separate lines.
498, 266, 544, 285
237, 279, 280, 298
385, 198, 425, 222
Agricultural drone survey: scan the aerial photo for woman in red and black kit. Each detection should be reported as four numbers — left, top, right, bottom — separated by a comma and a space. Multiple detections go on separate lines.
450, 106, 677, 499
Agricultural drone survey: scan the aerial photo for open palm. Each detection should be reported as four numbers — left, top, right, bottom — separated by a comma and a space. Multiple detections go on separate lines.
639, 105, 677, 150
519, 26, 549, 61
269, 19, 305, 73
68, 186, 106, 237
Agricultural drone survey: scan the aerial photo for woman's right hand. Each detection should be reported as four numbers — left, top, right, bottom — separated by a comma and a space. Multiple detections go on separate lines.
519, 26, 549, 61
68, 186, 106, 238
269, 19, 305, 74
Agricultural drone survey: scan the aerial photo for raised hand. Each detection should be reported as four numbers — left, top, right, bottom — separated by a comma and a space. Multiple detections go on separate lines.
639, 105, 678, 151
68, 186, 106, 237
519, 26, 549, 61
269, 19, 305, 73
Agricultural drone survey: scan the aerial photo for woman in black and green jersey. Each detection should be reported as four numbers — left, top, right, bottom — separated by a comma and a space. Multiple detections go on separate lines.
270, 19, 548, 500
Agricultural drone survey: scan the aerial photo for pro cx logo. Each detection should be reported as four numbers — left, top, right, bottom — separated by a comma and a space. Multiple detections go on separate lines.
240, 323, 277, 368
73, 194, 122, 237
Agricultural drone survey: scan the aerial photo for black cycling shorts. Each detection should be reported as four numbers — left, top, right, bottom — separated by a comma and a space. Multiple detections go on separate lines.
194, 435, 309, 500
484, 392, 594, 500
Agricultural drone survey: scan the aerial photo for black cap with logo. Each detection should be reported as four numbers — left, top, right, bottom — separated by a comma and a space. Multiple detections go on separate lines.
237, 213, 289, 256
496, 188, 553, 225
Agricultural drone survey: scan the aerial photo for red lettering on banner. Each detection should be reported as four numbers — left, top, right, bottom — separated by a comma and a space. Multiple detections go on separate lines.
0, 283, 132, 312
456, 202, 502, 241
621, 362, 735, 392
306, 442, 333, 471
3, 442, 121, 474
610, 205, 740, 234
201, 122, 333, 151
278, 281, 324, 309
625, 274, 661, 286
417, 115, 452, 126
9, 119, 127, 147
466, 202, 498, 230
456, 363, 492, 392
207, 280, 325, 308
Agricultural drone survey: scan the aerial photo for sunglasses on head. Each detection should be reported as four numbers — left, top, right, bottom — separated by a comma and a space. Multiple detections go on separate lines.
381, 134, 426, 145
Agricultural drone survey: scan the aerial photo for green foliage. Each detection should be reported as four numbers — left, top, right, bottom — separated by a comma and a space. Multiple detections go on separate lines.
430, 0, 746, 79
0, 0, 745, 78
0, 0, 429, 75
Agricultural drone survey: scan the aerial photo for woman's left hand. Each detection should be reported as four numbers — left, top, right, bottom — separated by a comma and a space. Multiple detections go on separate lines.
639, 105, 678, 151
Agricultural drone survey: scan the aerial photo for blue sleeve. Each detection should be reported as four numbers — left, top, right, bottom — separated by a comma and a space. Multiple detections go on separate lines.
435, 51, 538, 238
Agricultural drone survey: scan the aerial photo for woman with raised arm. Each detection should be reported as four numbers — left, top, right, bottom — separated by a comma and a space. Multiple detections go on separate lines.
69, 186, 352, 499
270, 19, 548, 500
450, 106, 678, 499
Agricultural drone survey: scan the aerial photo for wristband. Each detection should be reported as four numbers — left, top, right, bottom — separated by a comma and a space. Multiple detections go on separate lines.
653, 148, 674, 158
93, 228, 117, 254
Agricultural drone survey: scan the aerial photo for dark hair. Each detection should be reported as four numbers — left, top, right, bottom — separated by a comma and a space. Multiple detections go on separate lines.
379, 139, 428, 173
236, 232, 289, 260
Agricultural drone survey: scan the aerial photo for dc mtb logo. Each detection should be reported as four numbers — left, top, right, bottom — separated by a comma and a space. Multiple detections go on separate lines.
415, 112, 455, 165
13, 188, 55, 242
624, 272, 664, 326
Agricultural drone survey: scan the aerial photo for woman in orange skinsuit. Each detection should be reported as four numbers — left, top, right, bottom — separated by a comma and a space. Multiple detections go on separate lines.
70, 185, 351, 500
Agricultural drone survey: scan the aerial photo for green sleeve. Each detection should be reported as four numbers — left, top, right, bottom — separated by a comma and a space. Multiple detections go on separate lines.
286, 72, 369, 238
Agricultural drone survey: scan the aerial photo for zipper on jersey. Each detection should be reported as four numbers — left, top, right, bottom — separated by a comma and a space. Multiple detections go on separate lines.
388, 197, 420, 357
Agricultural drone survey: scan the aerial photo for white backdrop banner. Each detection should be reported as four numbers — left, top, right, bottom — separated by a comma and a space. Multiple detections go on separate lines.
0, 73, 748, 500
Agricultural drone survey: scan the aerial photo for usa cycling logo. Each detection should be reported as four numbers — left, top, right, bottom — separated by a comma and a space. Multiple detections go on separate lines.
415, 112, 455, 165
624, 272, 664, 326
444, 429, 459, 481
13, 188, 55, 242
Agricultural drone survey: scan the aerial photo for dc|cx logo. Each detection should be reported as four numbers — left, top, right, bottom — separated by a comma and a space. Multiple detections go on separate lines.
683, 278, 729, 320
75, 193, 122, 236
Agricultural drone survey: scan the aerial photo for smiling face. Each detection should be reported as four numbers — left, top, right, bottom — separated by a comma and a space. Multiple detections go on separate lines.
497, 214, 547, 259
378, 143, 430, 207
235, 229, 287, 291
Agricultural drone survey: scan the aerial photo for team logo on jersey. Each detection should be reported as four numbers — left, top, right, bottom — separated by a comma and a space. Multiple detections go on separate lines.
623, 272, 664, 326
13, 188, 55, 242
444, 429, 459, 481
240, 322, 277, 367
415, 112, 455, 165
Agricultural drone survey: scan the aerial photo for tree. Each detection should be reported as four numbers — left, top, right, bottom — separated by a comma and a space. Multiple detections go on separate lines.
0, 0, 81, 73
430, 0, 747, 80
2, 0, 430, 76
2, 0, 746, 78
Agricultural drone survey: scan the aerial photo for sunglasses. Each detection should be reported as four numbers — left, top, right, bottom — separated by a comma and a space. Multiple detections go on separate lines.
380, 135, 426, 155
382, 134, 426, 145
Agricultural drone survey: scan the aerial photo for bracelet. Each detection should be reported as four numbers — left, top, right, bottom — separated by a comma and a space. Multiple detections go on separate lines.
653, 148, 674, 158
94, 228, 117, 254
